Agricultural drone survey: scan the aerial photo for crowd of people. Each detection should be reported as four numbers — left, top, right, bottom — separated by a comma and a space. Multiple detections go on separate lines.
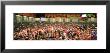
14, 22, 97, 40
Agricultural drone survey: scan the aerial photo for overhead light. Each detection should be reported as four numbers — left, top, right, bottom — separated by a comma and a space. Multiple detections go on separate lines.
16, 15, 20, 16
23, 16, 27, 17
81, 14, 87, 17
